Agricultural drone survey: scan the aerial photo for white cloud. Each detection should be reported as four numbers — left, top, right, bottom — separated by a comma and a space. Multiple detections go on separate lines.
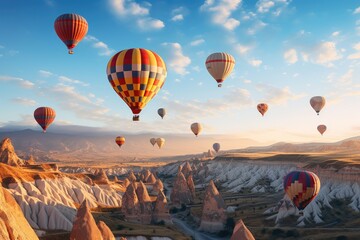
256, 84, 305, 105
331, 31, 340, 37
247, 20, 267, 35
38, 70, 53, 77
314, 41, 342, 65
137, 18, 165, 30
171, 14, 184, 21
58, 76, 89, 87
257, 0, 275, 13
234, 43, 251, 55
354, 6, 360, 14
249, 59, 262, 67
243, 79, 252, 84
0, 76, 34, 89
347, 43, 360, 59
284, 48, 298, 64
109, 0, 149, 16
162, 42, 191, 75
85, 35, 115, 56
200, 0, 241, 31
11, 97, 36, 106
190, 39, 205, 46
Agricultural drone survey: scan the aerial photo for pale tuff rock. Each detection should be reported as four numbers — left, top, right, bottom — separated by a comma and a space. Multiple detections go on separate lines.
182, 161, 192, 177
128, 171, 137, 182
141, 169, 151, 182
199, 180, 227, 233
26, 155, 36, 165
170, 171, 193, 205
97, 221, 116, 240
121, 183, 141, 216
93, 169, 109, 184
0, 138, 24, 166
186, 174, 196, 199
70, 200, 103, 240
136, 181, 151, 203
146, 173, 157, 184
136, 181, 153, 223
123, 178, 131, 188
230, 219, 255, 240
152, 179, 164, 195
152, 190, 171, 224
0, 187, 39, 240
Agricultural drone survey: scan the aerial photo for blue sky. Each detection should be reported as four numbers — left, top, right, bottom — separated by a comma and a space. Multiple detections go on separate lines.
0, 0, 359, 145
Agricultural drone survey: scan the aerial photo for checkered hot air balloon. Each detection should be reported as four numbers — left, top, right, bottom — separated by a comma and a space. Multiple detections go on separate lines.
106, 48, 167, 121
283, 170, 321, 214
205, 52, 235, 87
115, 136, 125, 148
34, 107, 56, 133
54, 13, 88, 54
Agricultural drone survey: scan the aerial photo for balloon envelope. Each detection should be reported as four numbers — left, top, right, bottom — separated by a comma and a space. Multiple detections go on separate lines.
54, 13, 88, 54
205, 52, 235, 87
191, 123, 203, 137
310, 96, 326, 115
150, 138, 156, 146
158, 108, 166, 119
156, 138, 165, 149
284, 170, 320, 211
106, 48, 167, 121
317, 125, 327, 135
213, 143, 220, 153
257, 103, 268, 116
34, 107, 56, 133
115, 136, 125, 148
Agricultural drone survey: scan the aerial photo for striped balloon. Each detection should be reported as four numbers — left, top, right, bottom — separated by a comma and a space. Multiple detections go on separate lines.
284, 171, 321, 211
34, 107, 56, 133
115, 136, 125, 148
106, 48, 167, 121
205, 52, 235, 87
257, 103, 268, 116
54, 13, 88, 54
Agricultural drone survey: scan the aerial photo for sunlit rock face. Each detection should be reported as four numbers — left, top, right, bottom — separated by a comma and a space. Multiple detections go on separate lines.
230, 219, 255, 240
0, 138, 24, 166
170, 171, 193, 206
199, 180, 227, 233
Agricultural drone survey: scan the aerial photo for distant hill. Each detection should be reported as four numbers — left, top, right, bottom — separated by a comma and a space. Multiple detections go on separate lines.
0, 128, 258, 162
227, 136, 360, 154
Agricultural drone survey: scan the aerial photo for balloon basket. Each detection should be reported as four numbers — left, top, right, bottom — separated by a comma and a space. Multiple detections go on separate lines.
133, 115, 140, 121
68, 50, 74, 54
218, 83, 222, 87
299, 211, 304, 216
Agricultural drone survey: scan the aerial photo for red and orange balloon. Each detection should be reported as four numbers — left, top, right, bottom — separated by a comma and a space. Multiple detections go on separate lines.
34, 107, 56, 133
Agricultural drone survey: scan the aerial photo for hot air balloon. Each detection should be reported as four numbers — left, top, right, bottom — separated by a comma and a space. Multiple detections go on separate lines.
191, 123, 203, 137
284, 170, 321, 215
156, 138, 165, 149
257, 103, 268, 116
150, 138, 156, 147
115, 136, 125, 148
317, 125, 327, 135
213, 143, 220, 153
158, 108, 166, 119
205, 52, 235, 87
54, 13, 88, 54
310, 96, 326, 115
34, 107, 56, 133
106, 48, 167, 121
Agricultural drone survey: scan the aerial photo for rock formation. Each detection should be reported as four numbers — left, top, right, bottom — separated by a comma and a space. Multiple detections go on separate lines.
230, 219, 255, 240
199, 180, 227, 233
152, 190, 171, 224
97, 221, 116, 240
0, 186, 39, 240
121, 183, 140, 216
113, 176, 119, 182
26, 155, 36, 165
128, 171, 137, 182
187, 174, 196, 199
123, 178, 130, 188
170, 171, 193, 206
182, 161, 192, 177
0, 138, 24, 166
152, 178, 164, 195
70, 200, 103, 240
146, 173, 157, 184
136, 181, 153, 223
93, 169, 109, 184
141, 169, 151, 182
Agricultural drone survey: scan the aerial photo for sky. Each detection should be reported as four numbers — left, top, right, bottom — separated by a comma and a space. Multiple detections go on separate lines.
0, 0, 359, 146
